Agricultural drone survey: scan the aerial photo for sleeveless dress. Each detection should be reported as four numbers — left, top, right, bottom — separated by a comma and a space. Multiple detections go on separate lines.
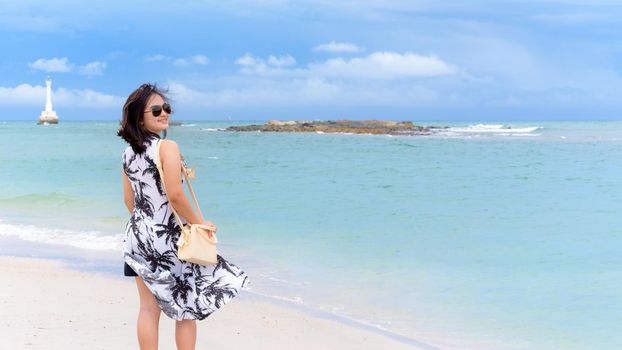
122, 136, 250, 320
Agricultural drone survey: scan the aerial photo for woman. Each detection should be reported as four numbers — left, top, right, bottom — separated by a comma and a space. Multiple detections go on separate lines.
117, 83, 249, 350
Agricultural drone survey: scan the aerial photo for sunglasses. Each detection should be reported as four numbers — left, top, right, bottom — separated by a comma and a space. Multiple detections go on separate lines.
144, 102, 172, 117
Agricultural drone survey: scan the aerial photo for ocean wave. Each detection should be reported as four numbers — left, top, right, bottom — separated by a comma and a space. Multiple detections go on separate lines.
247, 289, 420, 346
269, 294, 305, 304
447, 124, 541, 134
0, 192, 83, 207
201, 128, 225, 131
0, 221, 122, 251
448, 124, 541, 133
260, 273, 310, 287
496, 133, 542, 137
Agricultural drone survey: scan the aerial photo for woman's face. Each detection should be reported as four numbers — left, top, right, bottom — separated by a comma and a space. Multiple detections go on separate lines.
142, 93, 170, 134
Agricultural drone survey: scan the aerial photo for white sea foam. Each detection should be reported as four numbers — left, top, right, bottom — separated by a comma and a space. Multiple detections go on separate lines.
448, 124, 540, 133
318, 304, 391, 332
0, 221, 122, 251
430, 123, 542, 139
496, 133, 542, 137
202, 127, 224, 131
261, 273, 310, 287
269, 294, 305, 304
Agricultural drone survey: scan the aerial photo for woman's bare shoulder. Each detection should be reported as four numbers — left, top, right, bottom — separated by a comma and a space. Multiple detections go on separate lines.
160, 139, 180, 153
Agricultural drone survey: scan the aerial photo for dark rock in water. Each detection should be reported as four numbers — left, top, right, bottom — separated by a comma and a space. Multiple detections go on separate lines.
225, 119, 433, 135
168, 121, 183, 126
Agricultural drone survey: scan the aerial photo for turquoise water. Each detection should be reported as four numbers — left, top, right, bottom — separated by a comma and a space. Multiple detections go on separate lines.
0, 120, 621, 350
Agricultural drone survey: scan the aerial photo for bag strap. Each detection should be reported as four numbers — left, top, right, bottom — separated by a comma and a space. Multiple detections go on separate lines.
155, 139, 205, 227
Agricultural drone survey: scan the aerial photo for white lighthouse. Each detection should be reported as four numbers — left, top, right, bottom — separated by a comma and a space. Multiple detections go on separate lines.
38, 77, 59, 125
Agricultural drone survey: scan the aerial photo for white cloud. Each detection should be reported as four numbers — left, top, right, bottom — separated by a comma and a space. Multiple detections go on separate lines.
145, 54, 209, 66
53, 87, 121, 107
0, 83, 122, 107
236, 51, 456, 79
236, 53, 267, 74
28, 57, 73, 72
530, 12, 612, 24
173, 58, 189, 66
236, 53, 296, 68
167, 79, 343, 107
0, 84, 46, 105
79, 61, 107, 76
308, 52, 456, 79
313, 41, 363, 53
235, 53, 260, 67
267, 55, 296, 66
28, 58, 108, 76
164, 50, 461, 110
191, 55, 209, 65
165, 76, 442, 110
146, 54, 167, 62
235, 53, 297, 75
0, 16, 57, 32
162, 61, 622, 112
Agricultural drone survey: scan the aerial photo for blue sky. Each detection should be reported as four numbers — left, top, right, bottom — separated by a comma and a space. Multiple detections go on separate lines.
1, 0, 621, 121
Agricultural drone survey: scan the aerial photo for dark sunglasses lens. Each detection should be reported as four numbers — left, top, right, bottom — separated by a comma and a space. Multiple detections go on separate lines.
151, 105, 162, 117
163, 103, 172, 114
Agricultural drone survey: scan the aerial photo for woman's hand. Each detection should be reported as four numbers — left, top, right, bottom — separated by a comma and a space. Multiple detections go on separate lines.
203, 219, 218, 232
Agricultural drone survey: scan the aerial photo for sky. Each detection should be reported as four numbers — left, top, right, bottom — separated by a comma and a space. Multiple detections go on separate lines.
1, 0, 621, 121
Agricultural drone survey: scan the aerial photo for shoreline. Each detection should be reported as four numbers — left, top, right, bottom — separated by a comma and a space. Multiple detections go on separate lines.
0, 222, 434, 347
0, 248, 438, 350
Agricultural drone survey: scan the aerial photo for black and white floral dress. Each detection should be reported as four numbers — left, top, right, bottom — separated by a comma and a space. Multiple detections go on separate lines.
122, 136, 250, 320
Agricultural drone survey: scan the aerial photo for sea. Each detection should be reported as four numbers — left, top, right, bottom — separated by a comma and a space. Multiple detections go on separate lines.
0, 120, 620, 350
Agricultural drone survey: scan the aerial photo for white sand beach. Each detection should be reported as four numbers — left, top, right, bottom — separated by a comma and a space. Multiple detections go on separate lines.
0, 256, 427, 350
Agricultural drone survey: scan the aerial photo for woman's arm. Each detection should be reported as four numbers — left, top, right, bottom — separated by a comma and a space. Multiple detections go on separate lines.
122, 168, 135, 213
159, 140, 203, 225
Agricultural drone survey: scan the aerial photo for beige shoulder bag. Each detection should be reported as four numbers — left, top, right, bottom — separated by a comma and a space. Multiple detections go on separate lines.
156, 139, 218, 266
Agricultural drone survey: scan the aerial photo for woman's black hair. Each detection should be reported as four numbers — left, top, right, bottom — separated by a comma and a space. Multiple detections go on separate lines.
117, 83, 169, 154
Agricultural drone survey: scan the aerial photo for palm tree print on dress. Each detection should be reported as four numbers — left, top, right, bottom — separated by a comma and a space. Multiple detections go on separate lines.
122, 136, 250, 320
134, 183, 155, 219
143, 154, 165, 196
154, 212, 180, 248
202, 276, 240, 308
171, 272, 194, 306
157, 201, 170, 224
212, 254, 245, 278
123, 153, 139, 182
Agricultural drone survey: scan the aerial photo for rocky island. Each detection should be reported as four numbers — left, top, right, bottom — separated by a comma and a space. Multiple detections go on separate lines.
225, 120, 435, 135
